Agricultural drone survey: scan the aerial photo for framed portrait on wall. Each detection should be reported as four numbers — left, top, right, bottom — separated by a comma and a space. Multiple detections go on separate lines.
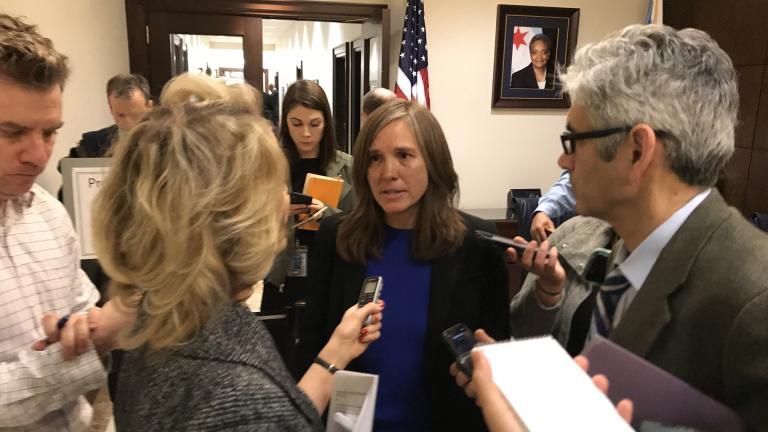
491, 5, 580, 108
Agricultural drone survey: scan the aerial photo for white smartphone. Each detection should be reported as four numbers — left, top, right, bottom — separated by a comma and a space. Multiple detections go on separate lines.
290, 205, 328, 229
358, 276, 383, 326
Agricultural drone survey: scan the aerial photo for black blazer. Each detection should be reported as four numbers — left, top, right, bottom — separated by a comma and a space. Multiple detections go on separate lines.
74, 124, 118, 158
296, 212, 510, 431
56, 124, 118, 201
510, 63, 555, 89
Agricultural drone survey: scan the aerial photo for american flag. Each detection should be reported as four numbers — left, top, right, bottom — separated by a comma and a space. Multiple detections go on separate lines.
645, 0, 662, 24
395, 0, 430, 108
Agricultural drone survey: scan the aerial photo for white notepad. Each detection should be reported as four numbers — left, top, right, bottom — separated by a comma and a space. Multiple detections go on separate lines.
326, 371, 378, 432
478, 336, 632, 431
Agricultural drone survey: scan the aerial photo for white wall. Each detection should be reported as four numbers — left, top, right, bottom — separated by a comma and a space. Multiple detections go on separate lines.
2, 0, 130, 195
274, 21, 362, 111
398, 0, 647, 208
326, 0, 646, 208
2, 0, 645, 207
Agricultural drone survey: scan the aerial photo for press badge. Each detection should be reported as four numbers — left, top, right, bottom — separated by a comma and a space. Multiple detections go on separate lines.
288, 244, 308, 277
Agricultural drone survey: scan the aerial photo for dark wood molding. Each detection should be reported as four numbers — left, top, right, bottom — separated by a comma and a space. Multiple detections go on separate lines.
126, 0, 390, 94
666, 0, 768, 214
125, 0, 149, 80
131, 0, 387, 21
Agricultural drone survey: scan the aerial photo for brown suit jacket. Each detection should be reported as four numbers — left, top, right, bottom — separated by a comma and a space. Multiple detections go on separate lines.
611, 190, 768, 430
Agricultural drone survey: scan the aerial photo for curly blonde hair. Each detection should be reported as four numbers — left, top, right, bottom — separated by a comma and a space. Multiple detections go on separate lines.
92, 74, 287, 351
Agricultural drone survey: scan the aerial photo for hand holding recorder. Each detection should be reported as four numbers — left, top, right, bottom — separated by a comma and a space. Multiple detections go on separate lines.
358, 276, 383, 325
319, 300, 384, 372
475, 230, 566, 306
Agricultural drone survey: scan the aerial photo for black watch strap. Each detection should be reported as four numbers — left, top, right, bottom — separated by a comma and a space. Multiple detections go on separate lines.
313, 356, 338, 374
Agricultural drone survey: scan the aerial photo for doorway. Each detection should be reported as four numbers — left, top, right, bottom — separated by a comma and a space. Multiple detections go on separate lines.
125, 0, 390, 99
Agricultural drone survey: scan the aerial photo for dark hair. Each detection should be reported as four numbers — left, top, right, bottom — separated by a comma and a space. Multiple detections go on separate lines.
337, 100, 465, 263
362, 88, 397, 116
107, 73, 151, 101
280, 80, 337, 169
530, 33, 552, 53
0, 14, 70, 89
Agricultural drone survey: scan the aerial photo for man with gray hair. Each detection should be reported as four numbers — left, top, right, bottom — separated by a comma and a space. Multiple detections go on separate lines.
361, 87, 396, 124
0, 13, 106, 431
509, 25, 768, 427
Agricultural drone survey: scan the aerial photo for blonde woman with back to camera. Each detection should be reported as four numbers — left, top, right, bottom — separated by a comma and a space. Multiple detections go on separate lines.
89, 74, 383, 431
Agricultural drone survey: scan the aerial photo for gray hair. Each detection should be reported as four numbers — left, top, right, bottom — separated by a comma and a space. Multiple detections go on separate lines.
106, 73, 151, 101
561, 25, 738, 187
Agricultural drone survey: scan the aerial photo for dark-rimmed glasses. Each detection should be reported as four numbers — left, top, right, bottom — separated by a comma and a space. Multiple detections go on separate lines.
560, 126, 669, 155
560, 127, 632, 155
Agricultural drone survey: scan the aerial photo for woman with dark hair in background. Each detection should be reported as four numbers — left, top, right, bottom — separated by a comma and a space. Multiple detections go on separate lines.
511, 33, 556, 89
265, 80, 356, 309
297, 100, 510, 431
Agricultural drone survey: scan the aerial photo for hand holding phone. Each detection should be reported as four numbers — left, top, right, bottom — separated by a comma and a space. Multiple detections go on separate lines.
290, 191, 313, 205
475, 230, 551, 261
358, 276, 383, 326
290, 205, 328, 229
442, 323, 477, 376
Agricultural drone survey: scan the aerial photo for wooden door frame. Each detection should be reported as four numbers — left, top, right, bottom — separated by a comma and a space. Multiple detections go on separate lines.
146, 13, 262, 95
125, 0, 390, 91
332, 42, 351, 152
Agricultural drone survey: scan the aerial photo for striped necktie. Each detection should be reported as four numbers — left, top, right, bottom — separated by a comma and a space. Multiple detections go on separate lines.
593, 267, 631, 337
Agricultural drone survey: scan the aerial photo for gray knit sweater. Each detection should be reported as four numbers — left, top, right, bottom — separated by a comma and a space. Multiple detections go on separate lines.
114, 303, 323, 431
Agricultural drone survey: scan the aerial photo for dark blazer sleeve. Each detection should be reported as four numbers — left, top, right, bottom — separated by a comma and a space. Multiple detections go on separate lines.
474, 217, 512, 342
724, 288, 768, 427
422, 214, 510, 431
294, 214, 369, 379
510, 64, 537, 89
293, 215, 340, 379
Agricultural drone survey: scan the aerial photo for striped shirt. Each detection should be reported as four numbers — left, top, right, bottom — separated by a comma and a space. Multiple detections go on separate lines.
0, 184, 105, 432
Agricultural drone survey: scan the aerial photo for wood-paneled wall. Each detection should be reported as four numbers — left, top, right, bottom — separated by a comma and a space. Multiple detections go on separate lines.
666, 0, 768, 216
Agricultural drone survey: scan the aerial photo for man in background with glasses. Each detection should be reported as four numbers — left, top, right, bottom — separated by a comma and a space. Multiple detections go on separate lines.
509, 24, 768, 428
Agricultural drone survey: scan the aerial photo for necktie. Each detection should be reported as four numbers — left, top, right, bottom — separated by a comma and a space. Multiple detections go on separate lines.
593, 267, 631, 337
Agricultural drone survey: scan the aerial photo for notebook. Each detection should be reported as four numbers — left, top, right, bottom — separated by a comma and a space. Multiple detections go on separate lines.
299, 173, 344, 231
479, 336, 633, 431
583, 336, 745, 431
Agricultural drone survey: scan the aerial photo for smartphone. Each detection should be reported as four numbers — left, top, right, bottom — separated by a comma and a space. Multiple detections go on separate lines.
474, 229, 550, 260
358, 276, 383, 326
583, 247, 611, 284
290, 206, 328, 229
290, 191, 313, 205
442, 323, 476, 376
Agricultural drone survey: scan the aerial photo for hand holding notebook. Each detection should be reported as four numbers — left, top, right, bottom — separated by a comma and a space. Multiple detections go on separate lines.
298, 173, 344, 230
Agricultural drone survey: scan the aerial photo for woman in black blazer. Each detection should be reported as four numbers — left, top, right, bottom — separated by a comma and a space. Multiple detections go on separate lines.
296, 100, 510, 431
510, 33, 556, 89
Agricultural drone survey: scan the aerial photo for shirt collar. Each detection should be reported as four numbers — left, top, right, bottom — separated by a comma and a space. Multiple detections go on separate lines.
0, 189, 36, 222
619, 188, 711, 289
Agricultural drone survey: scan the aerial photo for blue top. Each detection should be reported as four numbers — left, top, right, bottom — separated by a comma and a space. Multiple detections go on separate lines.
353, 226, 432, 432
536, 170, 576, 218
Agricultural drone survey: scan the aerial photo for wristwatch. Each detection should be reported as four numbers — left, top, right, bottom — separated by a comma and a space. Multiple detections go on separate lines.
313, 356, 338, 374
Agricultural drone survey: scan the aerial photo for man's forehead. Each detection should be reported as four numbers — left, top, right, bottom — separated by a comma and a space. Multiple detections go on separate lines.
0, 81, 62, 125
109, 88, 147, 103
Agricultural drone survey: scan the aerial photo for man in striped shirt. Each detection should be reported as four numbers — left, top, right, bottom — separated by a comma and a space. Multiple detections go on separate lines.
0, 13, 106, 431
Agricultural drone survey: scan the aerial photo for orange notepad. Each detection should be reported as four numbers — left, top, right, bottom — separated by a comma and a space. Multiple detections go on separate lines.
299, 173, 344, 230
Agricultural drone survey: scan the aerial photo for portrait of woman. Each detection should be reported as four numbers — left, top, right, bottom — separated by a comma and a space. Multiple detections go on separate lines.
296, 100, 510, 431
510, 33, 556, 89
